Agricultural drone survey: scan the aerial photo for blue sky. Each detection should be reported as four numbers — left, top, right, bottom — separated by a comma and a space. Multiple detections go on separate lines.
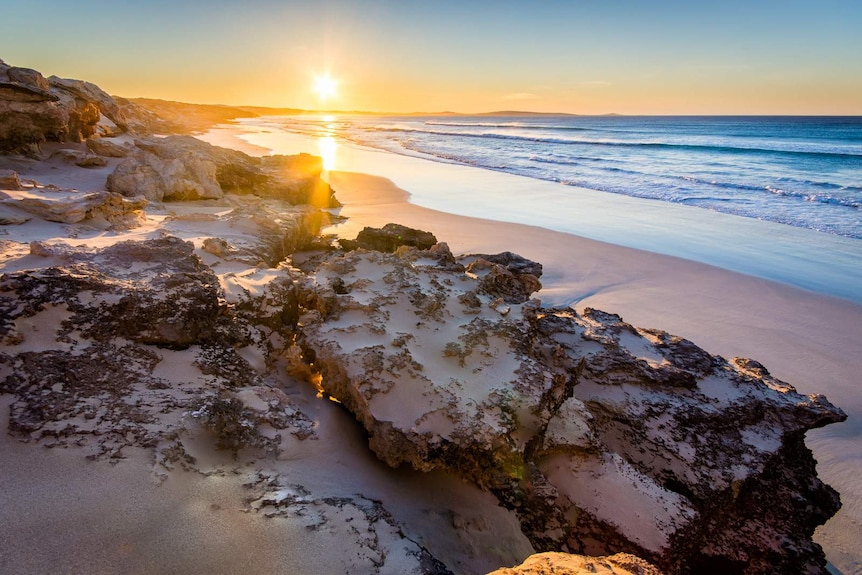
2, 0, 860, 113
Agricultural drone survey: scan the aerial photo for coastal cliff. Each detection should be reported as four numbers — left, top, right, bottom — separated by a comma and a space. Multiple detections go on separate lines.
0, 59, 848, 575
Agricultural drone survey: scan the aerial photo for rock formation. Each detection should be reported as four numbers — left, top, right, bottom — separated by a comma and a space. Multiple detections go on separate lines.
292, 225, 845, 575
340, 222, 439, 252
0, 59, 137, 154
0, 188, 147, 229
107, 135, 338, 206
0, 204, 456, 573
0, 168, 21, 189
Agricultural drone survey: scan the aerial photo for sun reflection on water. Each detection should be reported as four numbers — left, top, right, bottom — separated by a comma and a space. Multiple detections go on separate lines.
317, 115, 338, 171
317, 135, 337, 171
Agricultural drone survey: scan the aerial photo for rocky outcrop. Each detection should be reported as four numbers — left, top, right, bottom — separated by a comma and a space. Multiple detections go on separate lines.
107, 135, 338, 206
460, 251, 543, 304
293, 236, 845, 575
47, 76, 129, 133
0, 236, 290, 455
106, 136, 224, 201
486, 552, 661, 575
0, 69, 67, 154
1, 237, 226, 349
0, 222, 458, 573
0, 188, 147, 230
340, 223, 439, 252
0, 59, 134, 154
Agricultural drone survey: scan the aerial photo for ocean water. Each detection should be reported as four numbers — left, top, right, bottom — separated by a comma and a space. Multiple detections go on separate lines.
225, 114, 862, 303
252, 114, 862, 239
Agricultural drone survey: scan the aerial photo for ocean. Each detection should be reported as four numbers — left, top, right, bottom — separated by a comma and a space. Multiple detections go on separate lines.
248, 114, 862, 239
225, 114, 862, 303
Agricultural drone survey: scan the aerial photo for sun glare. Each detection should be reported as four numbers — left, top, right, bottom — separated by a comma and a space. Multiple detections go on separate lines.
313, 74, 338, 103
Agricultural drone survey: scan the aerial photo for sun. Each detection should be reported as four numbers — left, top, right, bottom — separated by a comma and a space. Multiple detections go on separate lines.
313, 73, 338, 102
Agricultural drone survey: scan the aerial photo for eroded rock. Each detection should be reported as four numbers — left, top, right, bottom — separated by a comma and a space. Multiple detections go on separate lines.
86, 137, 131, 158
293, 244, 845, 575
107, 135, 337, 206
340, 223, 438, 252
0, 168, 21, 189
0, 60, 133, 153
0, 189, 147, 229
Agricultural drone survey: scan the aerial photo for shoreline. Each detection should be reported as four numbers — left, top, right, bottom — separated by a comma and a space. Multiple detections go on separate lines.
214, 117, 862, 306
2, 118, 859, 572
204, 123, 862, 572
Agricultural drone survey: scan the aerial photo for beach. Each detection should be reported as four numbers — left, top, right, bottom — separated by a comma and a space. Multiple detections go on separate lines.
205, 122, 862, 573
0, 117, 859, 574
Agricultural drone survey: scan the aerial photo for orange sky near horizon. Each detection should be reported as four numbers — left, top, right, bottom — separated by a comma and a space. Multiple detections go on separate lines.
3, 0, 861, 115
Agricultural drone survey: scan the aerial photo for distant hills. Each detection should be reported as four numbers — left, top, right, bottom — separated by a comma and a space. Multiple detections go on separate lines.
129, 98, 617, 128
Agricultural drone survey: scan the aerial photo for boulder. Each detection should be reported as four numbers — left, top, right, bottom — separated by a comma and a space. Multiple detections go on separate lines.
462, 252, 544, 304
294, 245, 845, 574
339, 223, 438, 252
0, 168, 21, 190
107, 145, 222, 202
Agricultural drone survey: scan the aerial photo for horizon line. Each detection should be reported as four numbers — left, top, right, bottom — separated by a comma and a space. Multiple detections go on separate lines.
127, 97, 862, 118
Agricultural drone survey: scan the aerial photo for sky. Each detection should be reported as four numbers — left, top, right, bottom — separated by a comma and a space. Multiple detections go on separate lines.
2, 0, 861, 115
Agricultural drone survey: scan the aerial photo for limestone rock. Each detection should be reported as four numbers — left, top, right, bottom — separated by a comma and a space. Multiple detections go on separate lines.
485, 552, 662, 575
294, 244, 845, 574
0, 168, 21, 190
7, 66, 51, 91
2, 237, 228, 349
49, 148, 108, 168
86, 137, 131, 157
47, 75, 130, 132
107, 135, 337, 206
339, 223, 438, 252
0, 59, 132, 154
166, 198, 329, 267
462, 253, 543, 304
0, 236, 315, 463
0, 74, 68, 154
1, 189, 147, 229
253, 153, 337, 207
107, 141, 222, 202
0, 204, 30, 225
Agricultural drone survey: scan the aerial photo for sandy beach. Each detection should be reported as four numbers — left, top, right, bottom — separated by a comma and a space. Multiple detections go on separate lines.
1, 124, 859, 574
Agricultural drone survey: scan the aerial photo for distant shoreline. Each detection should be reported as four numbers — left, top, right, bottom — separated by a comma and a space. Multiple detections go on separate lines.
127, 97, 862, 120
